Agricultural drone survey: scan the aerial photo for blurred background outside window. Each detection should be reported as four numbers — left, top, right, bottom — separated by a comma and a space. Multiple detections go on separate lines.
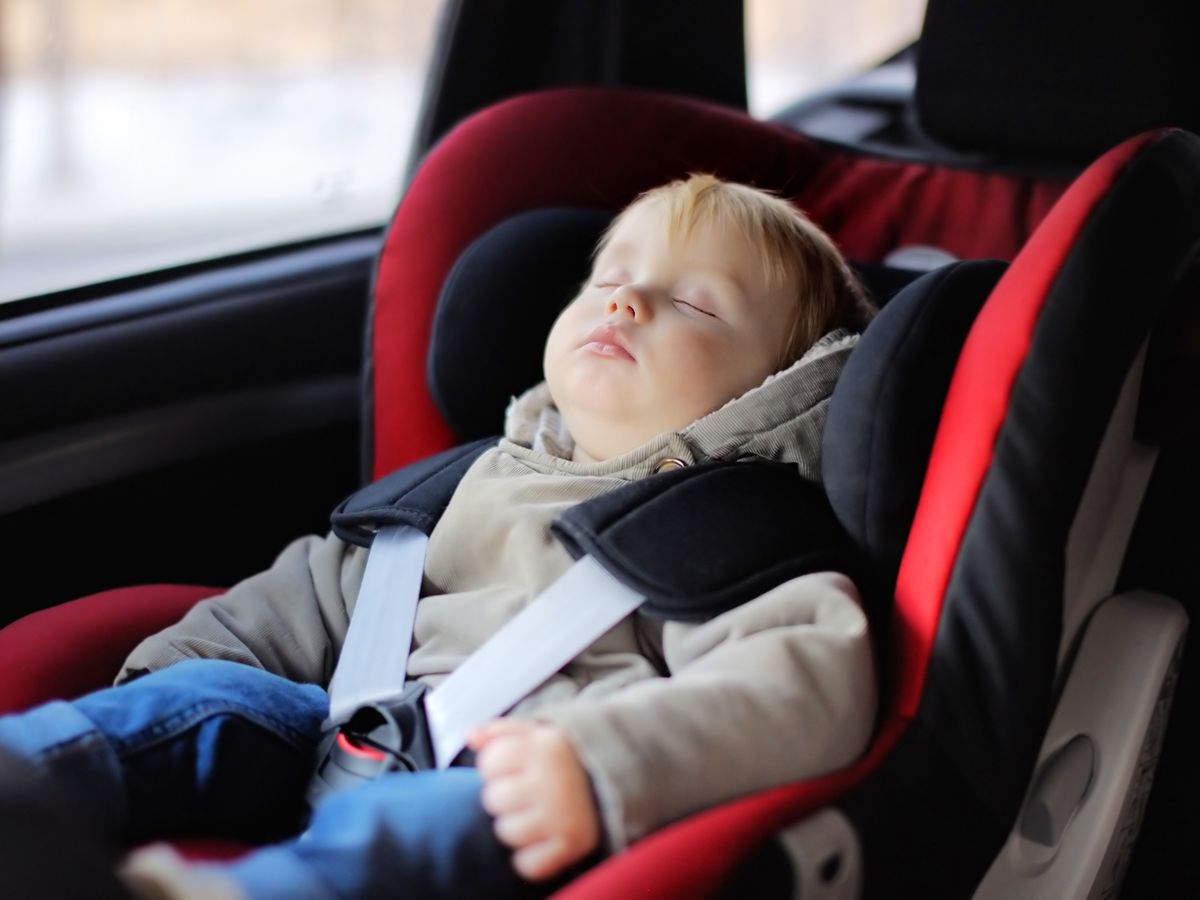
746, 0, 925, 117
0, 0, 442, 302
0, 0, 925, 305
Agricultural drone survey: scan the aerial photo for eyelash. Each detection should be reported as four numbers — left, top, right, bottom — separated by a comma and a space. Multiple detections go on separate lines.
593, 283, 716, 318
673, 298, 717, 318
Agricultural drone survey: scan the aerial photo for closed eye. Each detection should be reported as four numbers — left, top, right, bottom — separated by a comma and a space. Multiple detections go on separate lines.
672, 298, 717, 318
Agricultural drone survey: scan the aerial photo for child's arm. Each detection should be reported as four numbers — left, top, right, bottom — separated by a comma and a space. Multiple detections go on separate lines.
117, 531, 365, 686
535, 570, 876, 853
468, 719, 600, 881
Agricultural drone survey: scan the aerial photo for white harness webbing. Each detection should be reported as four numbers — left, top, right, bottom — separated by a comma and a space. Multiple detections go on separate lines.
327, 526, 427, 724
327, 525, 645, 768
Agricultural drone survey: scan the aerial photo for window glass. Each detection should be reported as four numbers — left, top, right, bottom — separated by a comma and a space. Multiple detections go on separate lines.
746, 0, 926, 117
0, 0, 442, 303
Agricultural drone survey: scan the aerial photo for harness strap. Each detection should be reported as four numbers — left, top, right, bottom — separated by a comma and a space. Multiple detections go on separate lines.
326, 526, 645, 768
425, 556, 643, 768
328, 525, 428, 725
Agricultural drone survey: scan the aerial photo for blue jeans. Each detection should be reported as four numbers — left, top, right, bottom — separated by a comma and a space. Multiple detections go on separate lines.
0, 660, 543, 900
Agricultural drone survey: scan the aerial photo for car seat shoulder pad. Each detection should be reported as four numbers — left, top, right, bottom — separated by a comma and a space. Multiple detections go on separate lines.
335, 449, 857, 622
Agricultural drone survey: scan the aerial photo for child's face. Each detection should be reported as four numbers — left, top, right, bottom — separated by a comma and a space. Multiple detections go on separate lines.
543, 198, 798, 461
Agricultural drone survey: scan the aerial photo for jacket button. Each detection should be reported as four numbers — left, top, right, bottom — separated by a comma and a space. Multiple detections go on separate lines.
654, 457, 688, 473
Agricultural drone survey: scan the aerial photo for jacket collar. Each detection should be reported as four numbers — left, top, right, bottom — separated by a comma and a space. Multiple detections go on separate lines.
504, 328, 858, 479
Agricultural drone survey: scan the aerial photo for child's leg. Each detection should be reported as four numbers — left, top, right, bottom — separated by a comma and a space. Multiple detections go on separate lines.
0, 745, 133, 900
213, 769, 547, 900
0, 659, 327, 843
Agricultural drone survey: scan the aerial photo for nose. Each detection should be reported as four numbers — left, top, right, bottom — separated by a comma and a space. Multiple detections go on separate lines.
606, 285, 651, 322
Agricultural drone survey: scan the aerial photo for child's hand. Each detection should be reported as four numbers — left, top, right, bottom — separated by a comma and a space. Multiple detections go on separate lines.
467, 719, 600, 882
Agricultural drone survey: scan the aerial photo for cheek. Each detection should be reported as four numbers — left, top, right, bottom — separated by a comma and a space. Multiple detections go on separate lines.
543, 304, 581, 379
653, 334, 734, 398
659, 333, 774, 408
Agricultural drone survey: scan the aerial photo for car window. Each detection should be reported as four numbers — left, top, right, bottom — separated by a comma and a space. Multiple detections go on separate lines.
746, 0, 926, 117
0, 0, 442, 303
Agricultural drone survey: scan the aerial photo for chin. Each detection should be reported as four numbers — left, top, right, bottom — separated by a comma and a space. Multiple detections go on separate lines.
556, 367, 633, 413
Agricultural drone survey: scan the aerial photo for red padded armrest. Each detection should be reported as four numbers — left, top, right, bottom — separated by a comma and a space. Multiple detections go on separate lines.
0, 586, 261, 864
551, 718, 901, 900
0, 585, 220, 714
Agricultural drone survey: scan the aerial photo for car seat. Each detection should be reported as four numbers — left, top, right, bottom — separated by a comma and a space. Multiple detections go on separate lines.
418, 99, 1192, 900
0, 85, 1071, 707
2, 82, 1197, 900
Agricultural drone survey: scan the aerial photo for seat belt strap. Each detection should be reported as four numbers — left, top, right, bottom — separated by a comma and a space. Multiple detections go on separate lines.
425, 555, 644, 768
325, 526, 645, 768
327, 525, 427, 725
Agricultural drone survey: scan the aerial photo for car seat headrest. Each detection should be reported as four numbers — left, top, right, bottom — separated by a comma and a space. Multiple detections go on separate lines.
371, 88, 1077, 477
427, 208, 614, 440
823, 259, 1007, 595
427, 208, 933, 441
917, 0, 1200, 164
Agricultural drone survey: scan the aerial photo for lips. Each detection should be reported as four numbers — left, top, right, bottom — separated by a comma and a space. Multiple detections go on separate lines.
581, 324, 635, 361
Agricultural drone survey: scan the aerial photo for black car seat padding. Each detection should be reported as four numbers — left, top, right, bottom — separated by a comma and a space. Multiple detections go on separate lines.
426, 207, 931, 441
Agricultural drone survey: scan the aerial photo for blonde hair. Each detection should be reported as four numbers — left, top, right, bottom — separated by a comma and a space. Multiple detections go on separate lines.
598, 174, 873, 366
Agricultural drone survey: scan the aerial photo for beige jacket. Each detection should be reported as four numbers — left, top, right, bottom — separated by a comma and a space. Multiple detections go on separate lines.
121, 330, 876, 851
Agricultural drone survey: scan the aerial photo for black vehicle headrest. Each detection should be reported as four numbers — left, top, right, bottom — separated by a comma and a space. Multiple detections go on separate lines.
427, 207, 929, 440
823, 260, 1007, 592
917, 0, 1200, 164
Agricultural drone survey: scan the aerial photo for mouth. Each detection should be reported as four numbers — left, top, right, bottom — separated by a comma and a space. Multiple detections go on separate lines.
581, 324, 635, 361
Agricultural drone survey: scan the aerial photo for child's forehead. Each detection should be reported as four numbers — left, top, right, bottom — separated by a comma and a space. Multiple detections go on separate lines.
600, 197, 748, 259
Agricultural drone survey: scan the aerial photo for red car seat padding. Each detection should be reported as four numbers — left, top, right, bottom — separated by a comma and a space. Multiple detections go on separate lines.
0, 585, 219, 715
554, 128, 1200, 900
893, 132, 1155, 717
851, 128, 1200, 900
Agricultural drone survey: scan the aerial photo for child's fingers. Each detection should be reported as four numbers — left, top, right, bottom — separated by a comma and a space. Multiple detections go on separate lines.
476, 736, 531, 779
466, 718, 530, 750
480, 774, 528, 816
493, 809, 547, 850
511, 837, 570, 882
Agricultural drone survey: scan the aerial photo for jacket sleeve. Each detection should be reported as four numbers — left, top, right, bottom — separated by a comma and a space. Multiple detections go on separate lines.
117, 532, 368, 687
535, 570, 876, 851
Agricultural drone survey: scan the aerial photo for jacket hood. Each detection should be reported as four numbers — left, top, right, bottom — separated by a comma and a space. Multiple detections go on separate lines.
504, 328, 858, 481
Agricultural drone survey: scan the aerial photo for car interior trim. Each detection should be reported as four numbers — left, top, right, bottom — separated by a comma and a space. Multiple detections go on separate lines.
0, 376, 357, 517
